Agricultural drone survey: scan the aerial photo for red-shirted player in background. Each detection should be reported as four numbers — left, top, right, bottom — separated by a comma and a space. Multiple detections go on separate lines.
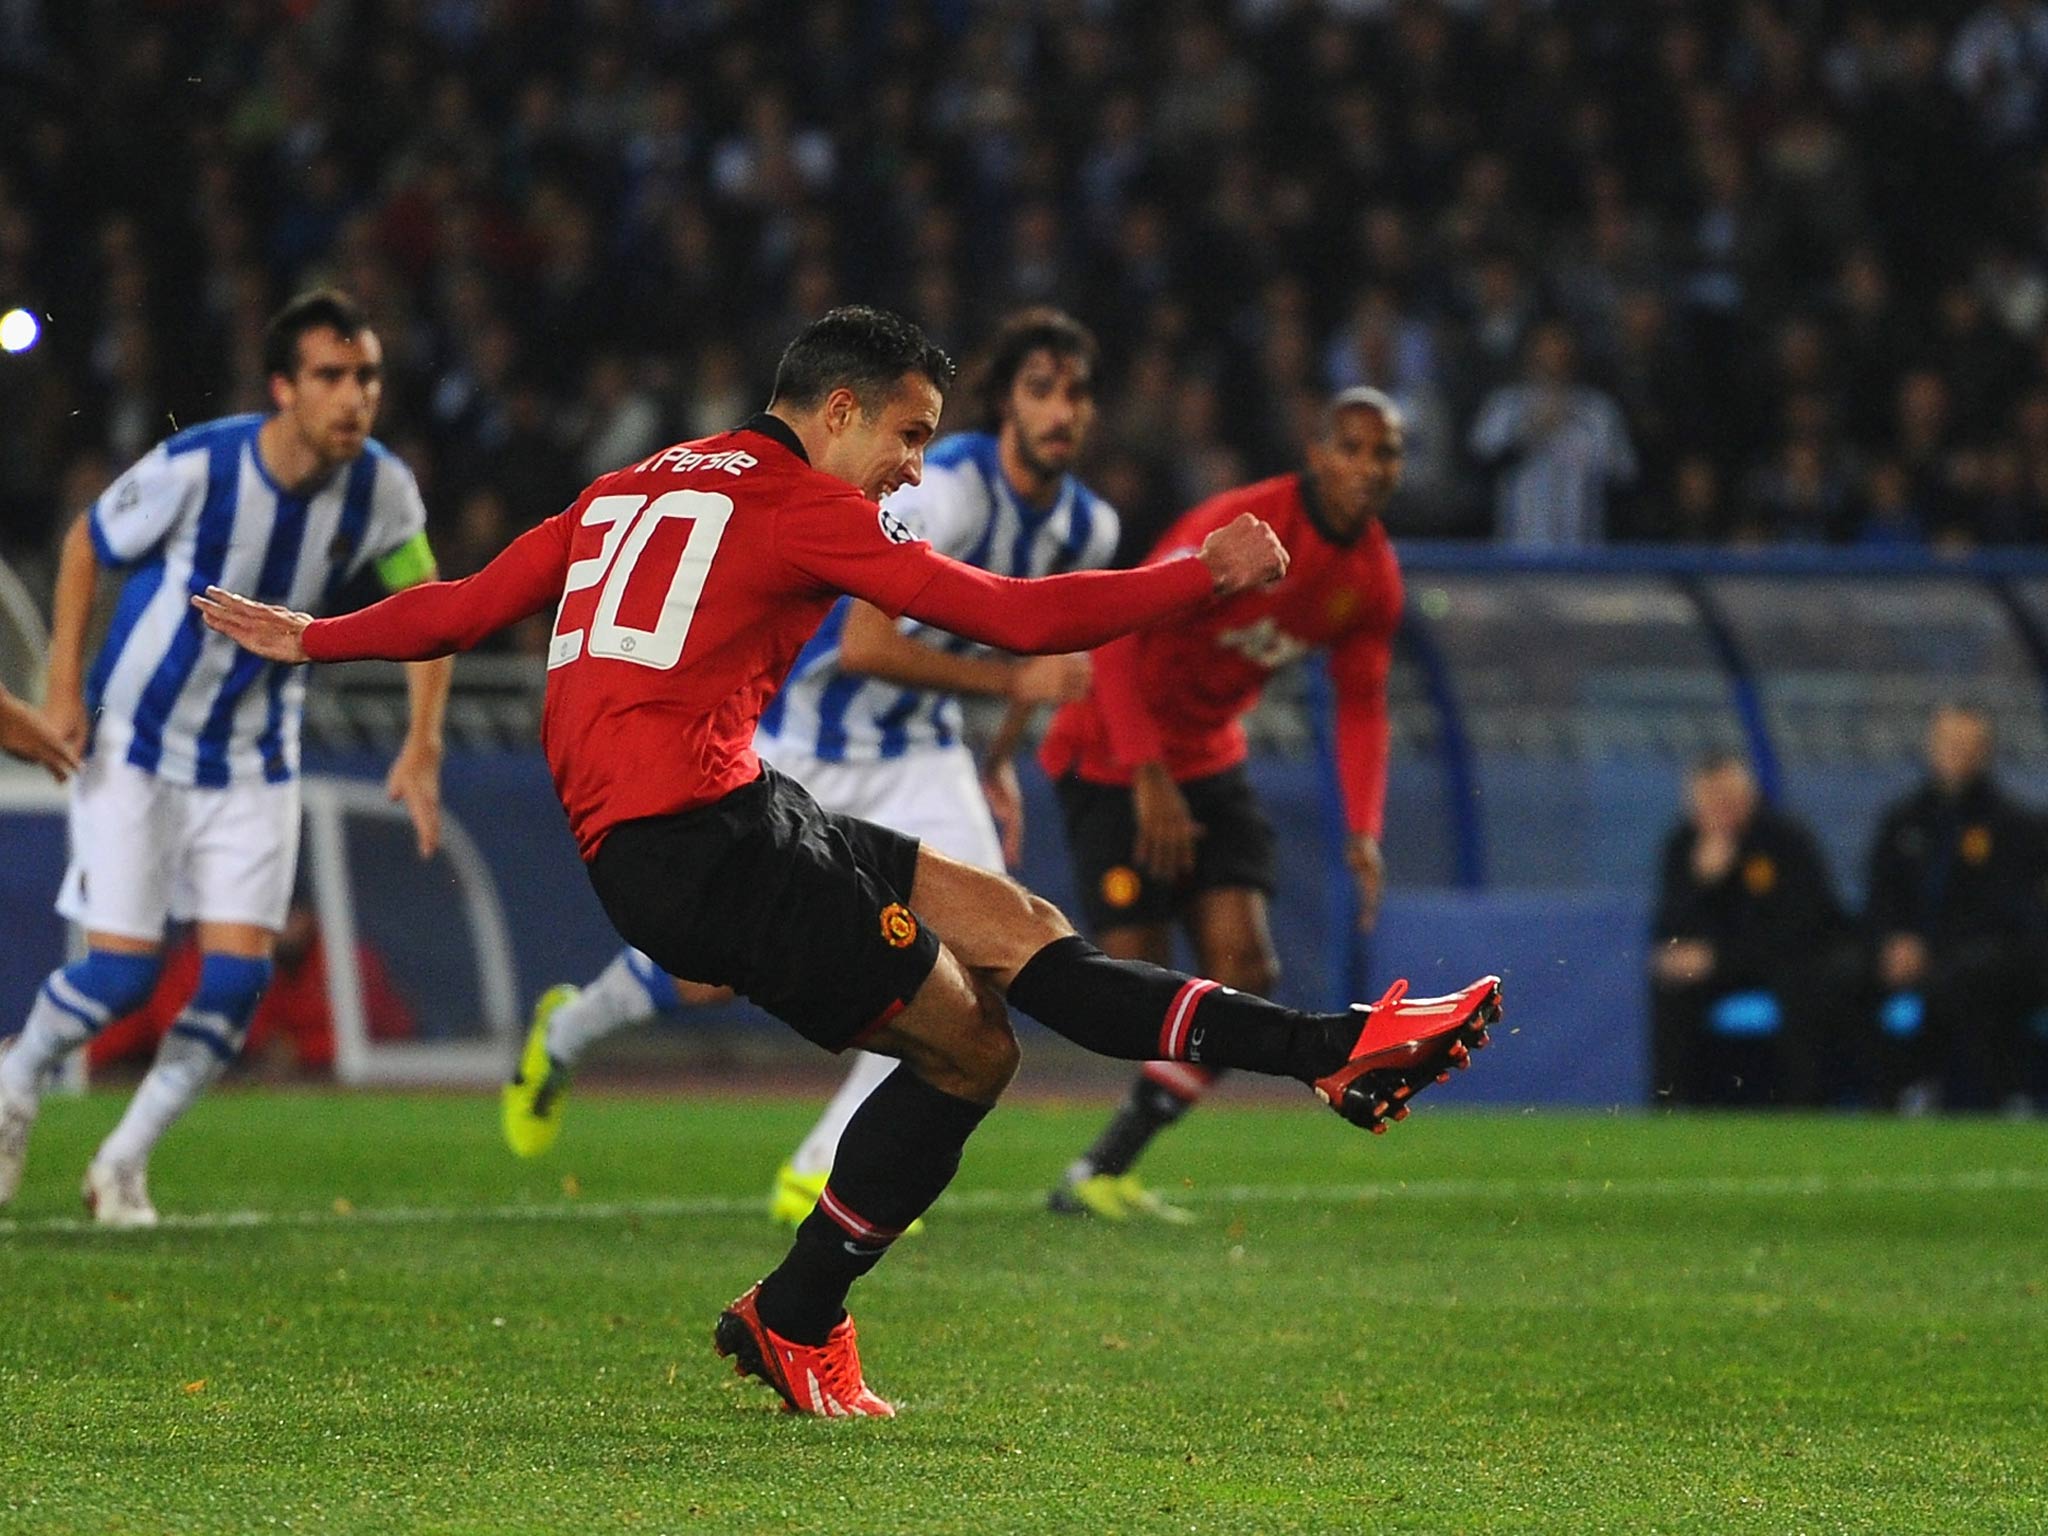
1043, 388, 1411, 1221
197, 313, 1498, 1419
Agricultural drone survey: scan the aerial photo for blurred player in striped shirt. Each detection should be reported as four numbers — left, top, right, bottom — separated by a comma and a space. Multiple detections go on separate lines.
0, 290, 450, 1226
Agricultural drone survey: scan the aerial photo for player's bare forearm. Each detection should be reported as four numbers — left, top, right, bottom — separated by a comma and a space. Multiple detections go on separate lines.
838, 600, 1018, 696
43, 514, 100, 744
389, 656, 449, 858
982, 755, 1026, 868
984, 699, 1035, 771
400, 655, 452, 755
981, 701, 1038, 870
1347, 833, 1385, 933
1132, 760, 1201, 882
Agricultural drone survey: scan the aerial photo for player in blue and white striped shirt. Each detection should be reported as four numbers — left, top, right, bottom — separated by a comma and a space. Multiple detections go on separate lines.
504, 310, 1116, 1222
0, 291, 452, 1225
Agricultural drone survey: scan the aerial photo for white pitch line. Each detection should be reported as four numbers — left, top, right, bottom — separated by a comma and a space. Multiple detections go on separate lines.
1, 1166, 2043, 1238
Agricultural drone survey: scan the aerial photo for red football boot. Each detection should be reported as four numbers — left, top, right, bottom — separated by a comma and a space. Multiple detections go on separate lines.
713, 1283, 896, 1418
1312, 975, 1501, 1133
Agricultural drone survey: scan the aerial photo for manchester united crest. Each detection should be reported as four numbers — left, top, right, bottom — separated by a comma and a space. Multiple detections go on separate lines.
880, 902, 919, 948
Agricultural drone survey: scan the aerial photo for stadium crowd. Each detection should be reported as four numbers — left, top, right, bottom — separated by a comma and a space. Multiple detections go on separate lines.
8, 1, 2048, 581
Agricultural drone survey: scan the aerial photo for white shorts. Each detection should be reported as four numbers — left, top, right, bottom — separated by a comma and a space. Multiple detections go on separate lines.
57, 750, 302, 940
754, 739, 1004, 872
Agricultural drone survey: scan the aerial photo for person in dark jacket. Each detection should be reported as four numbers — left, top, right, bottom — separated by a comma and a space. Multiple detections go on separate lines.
1865, 705, 2043, 1112
1650, 752, 1855, 1106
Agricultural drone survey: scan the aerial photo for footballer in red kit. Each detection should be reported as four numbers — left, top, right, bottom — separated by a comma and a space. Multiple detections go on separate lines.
1042, 388, 1411, 1223
196, 314, 1498, 1418
308, 414, 1206, 862
1041, 457, 1401, 843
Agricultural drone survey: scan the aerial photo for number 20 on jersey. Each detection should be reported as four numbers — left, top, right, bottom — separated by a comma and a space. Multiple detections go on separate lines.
549, 490, 733, 672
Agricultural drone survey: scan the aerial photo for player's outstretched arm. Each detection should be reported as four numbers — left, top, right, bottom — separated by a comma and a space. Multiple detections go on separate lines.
901, 514, 1287, 656
193, 588, 313, 663
197, 517, 572, 664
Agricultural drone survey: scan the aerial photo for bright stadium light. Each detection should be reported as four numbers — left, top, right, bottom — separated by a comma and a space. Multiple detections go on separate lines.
0, 308, 40, 354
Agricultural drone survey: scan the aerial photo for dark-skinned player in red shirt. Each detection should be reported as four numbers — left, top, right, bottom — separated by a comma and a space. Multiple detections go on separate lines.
196, 312, 1499, 1419
1044, 387, 1435, 1222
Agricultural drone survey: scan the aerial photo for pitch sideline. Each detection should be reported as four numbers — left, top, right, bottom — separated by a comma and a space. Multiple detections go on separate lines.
2, 1165, 2043, 1236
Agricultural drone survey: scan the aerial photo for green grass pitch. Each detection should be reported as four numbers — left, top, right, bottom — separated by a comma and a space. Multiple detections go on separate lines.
1, 1091, 2043, 1534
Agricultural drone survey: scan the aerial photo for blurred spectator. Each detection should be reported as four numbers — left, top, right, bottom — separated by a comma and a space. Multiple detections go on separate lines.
1830, 247, 1916, 445
570, 354, 665, 481
1470, 320, 1638, 546
1948, 0, 2048, 151
1743, 438, 1856, 544
1669, 454, 1732, 545
442, 486, 515, 583
1604, 290, 1702, 537
1854, 458, 1931, 545
1892, 369, 1973, 542
681, 342, 756, 439
1864, 705, 2045, 1113
1927, 282, 2025, 436
1649, 753, 1857, 1107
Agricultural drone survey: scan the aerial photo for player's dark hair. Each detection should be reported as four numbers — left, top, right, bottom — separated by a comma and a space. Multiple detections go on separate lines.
965, 307, 1099, 433
768, 305, 954, 413
262, 289, 369, 381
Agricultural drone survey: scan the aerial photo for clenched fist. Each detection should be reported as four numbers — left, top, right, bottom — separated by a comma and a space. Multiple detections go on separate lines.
1196, 513, 1288, 596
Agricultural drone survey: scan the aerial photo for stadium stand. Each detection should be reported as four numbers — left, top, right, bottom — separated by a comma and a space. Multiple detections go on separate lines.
4, 3, 2048, 1109
7, 2, 2048, 581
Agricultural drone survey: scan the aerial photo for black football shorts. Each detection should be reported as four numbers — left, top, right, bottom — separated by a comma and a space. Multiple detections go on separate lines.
1054, 764, 1276, 934
587, 766, 941, 1051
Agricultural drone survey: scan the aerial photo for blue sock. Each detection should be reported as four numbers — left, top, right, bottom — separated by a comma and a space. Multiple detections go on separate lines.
2, 950, 163, 1097
97, 954, 273, 1165
169, 954, 274, 1062
621, 948, 685, 1017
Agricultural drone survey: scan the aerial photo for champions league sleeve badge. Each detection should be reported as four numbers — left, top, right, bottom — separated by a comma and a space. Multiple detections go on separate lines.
878, 505, 915, 544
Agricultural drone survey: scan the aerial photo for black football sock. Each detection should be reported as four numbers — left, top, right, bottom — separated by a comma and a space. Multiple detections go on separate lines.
1075, 1066, 1221, 1179
755, 1064, 991, 1345
1006, 936, 1354, 1080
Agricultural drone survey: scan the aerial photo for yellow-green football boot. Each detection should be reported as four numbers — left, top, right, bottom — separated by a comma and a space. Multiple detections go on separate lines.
768, 1162, 829, 1228
502, 984, 577, 1158
1048, 1170, 1194, 1223
768, 1161, 925, 1234
1109, 1173, 1194, 1224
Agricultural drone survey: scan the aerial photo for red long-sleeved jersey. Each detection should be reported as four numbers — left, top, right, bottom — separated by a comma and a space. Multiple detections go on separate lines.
1040, 473, 1402, 840
302, 421, 1218, 856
